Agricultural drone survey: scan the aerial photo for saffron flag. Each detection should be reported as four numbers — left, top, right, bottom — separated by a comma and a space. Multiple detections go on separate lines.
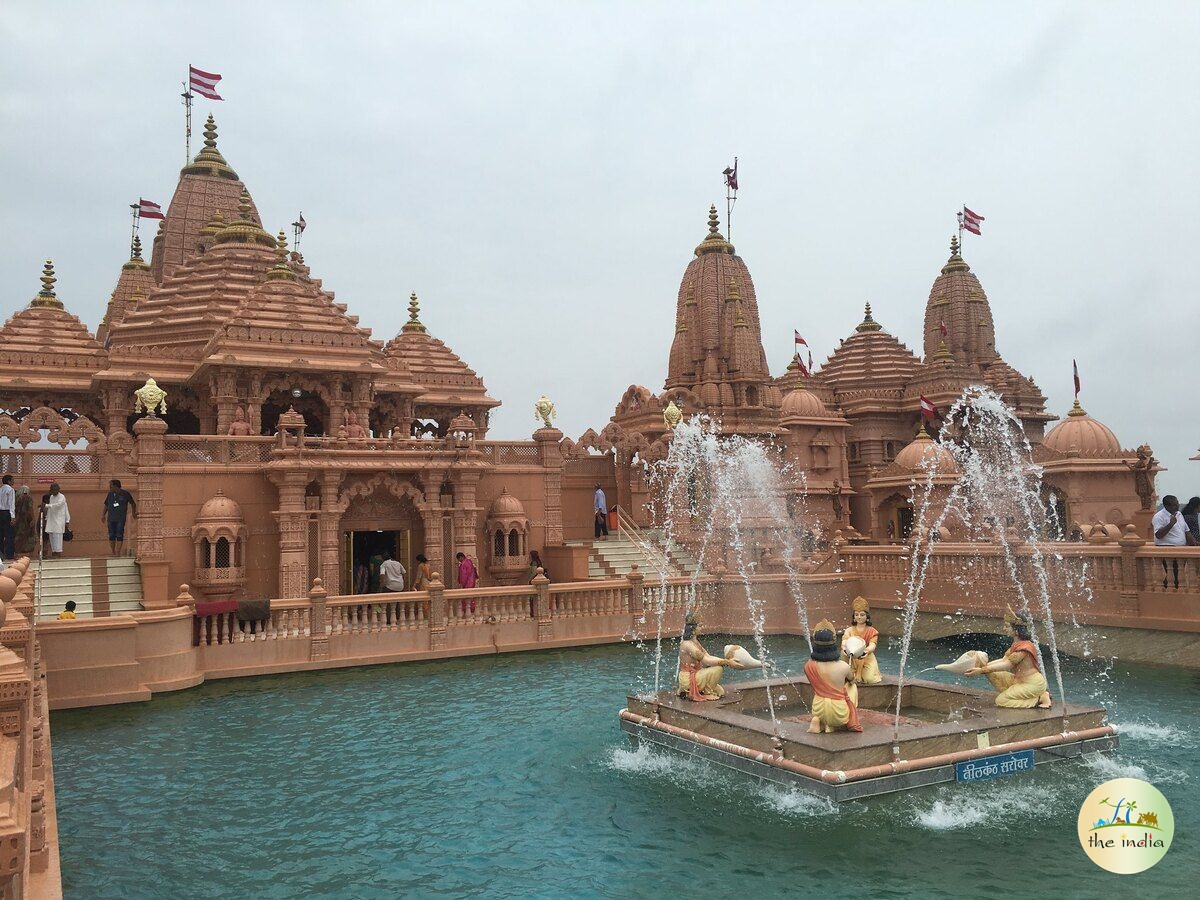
723, 159, 738, 191
189, 65, 223, 101
1073, 359, 1080, 398
961, 205, 984, 235
293, 213, 306, 233
919, 395, 937, 420
137, 198, 165, 220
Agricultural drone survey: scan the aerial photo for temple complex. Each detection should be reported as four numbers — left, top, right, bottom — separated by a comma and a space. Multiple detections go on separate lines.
0, 116, 1159, 611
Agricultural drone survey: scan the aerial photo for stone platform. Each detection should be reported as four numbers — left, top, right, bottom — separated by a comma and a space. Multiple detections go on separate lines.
620, 674, 1117, 801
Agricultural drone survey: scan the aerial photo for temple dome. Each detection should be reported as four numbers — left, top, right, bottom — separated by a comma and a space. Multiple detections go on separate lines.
489, 488, 525, 518
817, 304, 923, 397
196, 489, 243, 523
922, 237, 997, 368
780, 387, 828, 419
1043, 400, 1121, 454
894, 425, 958, 473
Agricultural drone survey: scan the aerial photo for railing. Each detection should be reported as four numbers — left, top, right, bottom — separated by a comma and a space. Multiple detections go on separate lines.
328, 593, 429, 633
476, 442, 543, 465
447, 585, 536, 623
613, 505, 675, 579
640, 579, 694, 612
547, 581, 629, 617
163, 435, 275, 464
194, 600, 311, 646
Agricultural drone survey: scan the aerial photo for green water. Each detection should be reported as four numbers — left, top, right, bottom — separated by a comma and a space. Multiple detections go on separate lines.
51, 636, 1200, 898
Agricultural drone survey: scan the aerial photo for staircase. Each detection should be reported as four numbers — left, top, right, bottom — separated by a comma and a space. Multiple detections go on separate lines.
566, 513, 704, 581
32, 557, 145, 621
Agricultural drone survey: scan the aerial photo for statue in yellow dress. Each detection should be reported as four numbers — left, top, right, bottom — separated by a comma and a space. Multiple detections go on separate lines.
133, 378, 168, 417
806, 620, 862, 733
677, 613, 734, 701
841, 596, 881, 684
964, 606, 1052, 709
534, 395, 557, 429
663, 399, 683, 430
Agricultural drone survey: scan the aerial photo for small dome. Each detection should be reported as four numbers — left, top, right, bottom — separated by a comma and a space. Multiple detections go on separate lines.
277, 406, 307, 429
780, 388, 828, 419
1043, 400, 1121, 454
449, 411, 477, 431
489, 488, 526, 518
196, 489, 244, 523
894, 426, 958, 473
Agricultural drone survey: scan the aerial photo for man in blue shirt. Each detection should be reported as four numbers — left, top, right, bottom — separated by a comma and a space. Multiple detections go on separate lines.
594, 483, 609, 540
100, 479, 137, 557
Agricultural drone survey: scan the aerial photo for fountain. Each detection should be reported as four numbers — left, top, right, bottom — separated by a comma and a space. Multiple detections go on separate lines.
619, 393, 1118, 801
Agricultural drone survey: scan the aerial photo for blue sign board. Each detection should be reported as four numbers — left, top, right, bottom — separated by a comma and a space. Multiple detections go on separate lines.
955, 749, 1035, 783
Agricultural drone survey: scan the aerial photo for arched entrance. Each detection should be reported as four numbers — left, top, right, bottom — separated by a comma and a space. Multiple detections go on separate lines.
340, 477, 426, 594
262, 390, 328, 436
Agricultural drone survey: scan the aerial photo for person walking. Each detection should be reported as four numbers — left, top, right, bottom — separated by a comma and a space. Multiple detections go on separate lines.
14, 486, 36, 554
1153, 495, 1196, 589
42, 483, 70, 558
378, 551, 407, 592
411, 554, 432, 591
456, 551, 478, 615
593, 483, 609, 540
0, 475, 15, 562
1182, 497, 1200, 545
100, 479, 137, 557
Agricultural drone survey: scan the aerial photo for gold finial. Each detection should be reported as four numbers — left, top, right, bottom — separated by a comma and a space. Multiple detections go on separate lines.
131, 235, 144, 261
204, 114, 218, 149
1067, 398, 1087, 417
933, 338, 953, 363
31, 259, 63, 309
133, 377, 168, 417
942, 235, 969, 274
856, 301, 882, 332
663, 398, 683, 430
949, 235, 960, 258
708, 204, 720, 235
535, 394, 557, 428
915, 420, 931, 439
266, 229, 296, 281
402, 291, 427, 333
695, 205, 734, 256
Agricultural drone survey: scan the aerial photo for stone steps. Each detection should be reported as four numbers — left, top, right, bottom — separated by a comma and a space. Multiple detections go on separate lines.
32, 557, 145, 621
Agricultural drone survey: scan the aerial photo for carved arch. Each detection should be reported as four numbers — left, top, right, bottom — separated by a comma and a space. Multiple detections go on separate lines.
341, 473, 428, 513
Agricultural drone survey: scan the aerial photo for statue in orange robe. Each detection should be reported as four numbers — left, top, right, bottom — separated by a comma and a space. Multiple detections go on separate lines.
806, 621, 862, 733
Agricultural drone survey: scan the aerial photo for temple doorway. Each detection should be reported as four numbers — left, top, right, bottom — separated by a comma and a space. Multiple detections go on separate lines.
261, 391, 328, 436
345, 529, 412, 594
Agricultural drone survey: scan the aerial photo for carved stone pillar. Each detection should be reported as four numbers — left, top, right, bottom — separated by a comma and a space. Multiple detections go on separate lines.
351, 376, 374, 435
534, 427, 564, 545
427, 572, 446, 650
420, 473, 445, 581
133, 415, 171, 607
533, 568, 552, 641
212, 369, 240, 434
309, 577, 329, 660
271, 471, 310, 599
246, 374, 264, 435
453, 473, 481, 578
318, 471, 345, 590
102, 384, 132, 436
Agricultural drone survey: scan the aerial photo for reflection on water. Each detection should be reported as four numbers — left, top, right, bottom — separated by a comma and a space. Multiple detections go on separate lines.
51, 637, 1200, 897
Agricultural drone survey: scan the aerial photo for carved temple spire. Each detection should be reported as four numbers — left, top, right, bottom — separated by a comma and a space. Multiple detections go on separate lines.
31, 260, 63, 309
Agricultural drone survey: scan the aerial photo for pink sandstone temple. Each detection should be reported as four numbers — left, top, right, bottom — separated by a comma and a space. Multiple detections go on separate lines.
0, 115, 1160, 609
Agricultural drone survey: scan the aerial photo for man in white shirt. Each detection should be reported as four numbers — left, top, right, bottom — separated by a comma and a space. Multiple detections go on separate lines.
594, 483, 609, 540
378, 551, 407, 592
1152, 495, 1195, 588
0, 475, 15, 562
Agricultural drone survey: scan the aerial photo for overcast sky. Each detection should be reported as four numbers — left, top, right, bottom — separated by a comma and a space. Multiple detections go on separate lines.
2, 2, 1197, 496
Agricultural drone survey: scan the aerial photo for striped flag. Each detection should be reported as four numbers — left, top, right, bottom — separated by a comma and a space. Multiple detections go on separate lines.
136, 198, 165, 220
1073, 359, 1080, 398
189, 66, 223, 101
293, 213, 307, 233
919, 395, 937, 420
794, 329, 807, 348
961, 205, 984, 235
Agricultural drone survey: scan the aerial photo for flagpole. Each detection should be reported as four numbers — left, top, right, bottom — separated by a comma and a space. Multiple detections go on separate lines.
129, 203, 140, 258
182, 67, 194, 164
725, 156, 737, 241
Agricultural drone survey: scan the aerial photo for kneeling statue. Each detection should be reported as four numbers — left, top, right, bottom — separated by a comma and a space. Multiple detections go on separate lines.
806, 620, 862, 733
677, 613, 734, 701
842, 596, 881, 684
963, 606, 1052, 709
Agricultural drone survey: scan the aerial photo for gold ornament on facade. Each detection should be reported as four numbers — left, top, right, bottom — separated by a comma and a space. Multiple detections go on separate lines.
663, 399, 683, 430
134, 378, 168, 417
534, 395, 557, 428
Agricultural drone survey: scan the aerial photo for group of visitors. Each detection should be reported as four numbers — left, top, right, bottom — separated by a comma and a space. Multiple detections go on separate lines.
1153, 495, 1200, 588
0, 476, 137, 564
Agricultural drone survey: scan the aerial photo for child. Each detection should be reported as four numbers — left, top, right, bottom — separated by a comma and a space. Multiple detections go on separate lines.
58, 600, 78, 620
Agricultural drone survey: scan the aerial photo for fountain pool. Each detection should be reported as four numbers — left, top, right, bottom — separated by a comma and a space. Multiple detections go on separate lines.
51, 636, 1198, 897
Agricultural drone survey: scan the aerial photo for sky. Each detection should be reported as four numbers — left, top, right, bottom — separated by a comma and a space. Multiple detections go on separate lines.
1, 1, 1198, 496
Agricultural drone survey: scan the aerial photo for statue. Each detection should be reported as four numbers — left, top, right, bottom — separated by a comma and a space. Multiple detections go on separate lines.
344, 410, 367, 439
841, 597, 881, 684
133, 377, 167, 417
663, 399, 683, 430
676, 613, 735, 701
226, 406, 253, 436
829, 480, 844, 521
805, 620, 862, 733
960, 606, 1052, 709
1124, 444, 1156, 510
534, 394, 557, 429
